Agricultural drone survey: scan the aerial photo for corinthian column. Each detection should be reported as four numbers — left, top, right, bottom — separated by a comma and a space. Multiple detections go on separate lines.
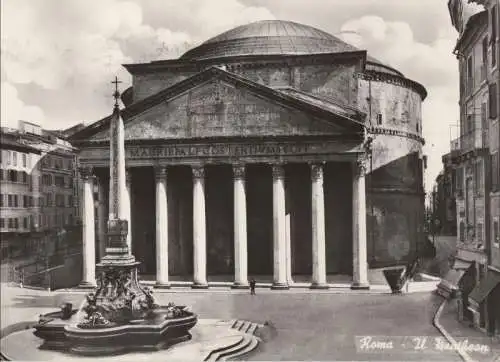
232, 164, 249, 289
155, 167, 170, 288
79, 166, 96, 287
310, 163, 328, 289
272, 164, 288, 290
192, 165, 208, 288
351, 157, 370, 290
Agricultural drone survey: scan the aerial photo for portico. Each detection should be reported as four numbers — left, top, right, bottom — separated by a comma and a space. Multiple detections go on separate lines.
79, 137, 369, 290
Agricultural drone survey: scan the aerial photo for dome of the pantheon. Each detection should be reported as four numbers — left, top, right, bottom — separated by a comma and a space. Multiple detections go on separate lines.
181, 20, 402, 76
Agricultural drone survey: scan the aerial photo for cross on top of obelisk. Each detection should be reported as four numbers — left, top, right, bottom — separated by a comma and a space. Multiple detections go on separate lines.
112, 76, 122, 106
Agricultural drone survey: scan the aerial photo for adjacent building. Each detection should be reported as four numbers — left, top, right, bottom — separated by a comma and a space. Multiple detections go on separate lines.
70, 20, 428, 290
0, 121, 81, 259
447, 0, 500, 339
431, 160, 458, 237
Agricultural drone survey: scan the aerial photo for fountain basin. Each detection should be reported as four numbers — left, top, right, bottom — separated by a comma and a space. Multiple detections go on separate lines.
33, 306, 197, 356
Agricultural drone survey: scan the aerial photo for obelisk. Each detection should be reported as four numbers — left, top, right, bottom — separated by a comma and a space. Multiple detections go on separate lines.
99, 77, 136, 266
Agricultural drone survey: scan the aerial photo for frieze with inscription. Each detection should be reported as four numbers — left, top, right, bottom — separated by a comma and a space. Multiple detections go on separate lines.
127, 143, 314, 159
79, 140, 362, 165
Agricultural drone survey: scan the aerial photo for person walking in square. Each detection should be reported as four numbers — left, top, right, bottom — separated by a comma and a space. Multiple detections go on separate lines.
249, 278, 256, 295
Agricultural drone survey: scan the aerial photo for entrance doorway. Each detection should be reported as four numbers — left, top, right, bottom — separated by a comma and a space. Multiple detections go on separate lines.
246, 164, 273, 275
130, 167, 156, 275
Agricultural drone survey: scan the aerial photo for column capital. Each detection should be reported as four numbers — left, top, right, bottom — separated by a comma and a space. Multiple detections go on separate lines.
310, 163, 324, 182
192, 165, 205, 179
353, 157, 368, 178
79, 166, 95, 181
154, 166, 167, 180
232, 164, 245, 179
271, 163, 285, 179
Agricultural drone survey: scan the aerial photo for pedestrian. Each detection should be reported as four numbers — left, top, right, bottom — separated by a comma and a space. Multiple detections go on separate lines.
249, 278, 256, 295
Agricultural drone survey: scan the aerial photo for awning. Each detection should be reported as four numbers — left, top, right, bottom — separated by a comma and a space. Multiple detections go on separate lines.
442, 269, 466, 288
454, 259, 473, 270
437, 269, 465, 298
469, 271, 500, 306
436, 260, 475, 299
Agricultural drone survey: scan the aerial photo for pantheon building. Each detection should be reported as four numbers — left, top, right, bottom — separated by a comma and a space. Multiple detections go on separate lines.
71, 20, 427, 290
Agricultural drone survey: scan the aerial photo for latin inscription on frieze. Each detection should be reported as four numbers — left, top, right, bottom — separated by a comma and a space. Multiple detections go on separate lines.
127, 143, 312, 159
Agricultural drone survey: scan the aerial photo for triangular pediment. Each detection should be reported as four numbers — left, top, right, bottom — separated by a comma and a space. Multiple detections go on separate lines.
87, 67, 364, 142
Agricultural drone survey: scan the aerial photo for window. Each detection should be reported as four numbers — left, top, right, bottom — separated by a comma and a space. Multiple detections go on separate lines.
489, 83, 498, 119
22, 153, 26, 167
12, 152, 17, 166
23, 217, 28, 229
492, 5, 497, 67
23, 195, 28, 208
492, 152, 500, 192
466, 113, 474, 132
493, 217, 499, 247
376, 113, 383, 125
21, 172, 27, 183
474, 161, 483, 195
467, 55, 473, 94
54, 176, 64, 187
56, 193, 65, 207
8, 170, 17, 182
0, 219, 4, 229
6, 151, 11, 165
481, 102, 487, 129
0, 194, 3, 207
456, 167, 464, 196
476, 223, 483, 242
46, 193, 52, 207
67, 195, 73, 207
8, 195, 13, 207
460, 221, 465, 242
482, 36, 488, 81
14, 218, 18, 229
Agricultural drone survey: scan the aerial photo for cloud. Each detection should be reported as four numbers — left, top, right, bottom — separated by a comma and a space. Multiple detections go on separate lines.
130, 0, 275, 43
340, 15, 458, 88
1, 82, 45, 128
1, 0, 274, 130
339, 15, 460, 189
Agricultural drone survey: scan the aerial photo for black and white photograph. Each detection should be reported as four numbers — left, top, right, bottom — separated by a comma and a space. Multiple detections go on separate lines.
0, 0, 499, 360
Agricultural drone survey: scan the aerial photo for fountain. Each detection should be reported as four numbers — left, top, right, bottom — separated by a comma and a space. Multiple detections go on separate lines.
31, 78, 197, 356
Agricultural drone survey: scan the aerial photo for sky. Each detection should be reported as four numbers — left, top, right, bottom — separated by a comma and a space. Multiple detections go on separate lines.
0, 0, 485, 191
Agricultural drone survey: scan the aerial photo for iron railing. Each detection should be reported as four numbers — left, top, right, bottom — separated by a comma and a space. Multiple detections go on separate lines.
10, 243, 83, 290
450, 128, 489, 153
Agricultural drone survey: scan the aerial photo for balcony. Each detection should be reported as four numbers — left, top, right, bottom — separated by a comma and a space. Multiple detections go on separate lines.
450, 128, 489, 154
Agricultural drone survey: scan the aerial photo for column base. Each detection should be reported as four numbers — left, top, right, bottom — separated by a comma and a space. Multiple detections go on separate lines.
271, 282, 289, 290
77, 281, 97, 289
191, 283, 209, 289
231, 282, 250, 289
154, 282, 171, 289
350, 282, 370, 290
310, 282, 329, 290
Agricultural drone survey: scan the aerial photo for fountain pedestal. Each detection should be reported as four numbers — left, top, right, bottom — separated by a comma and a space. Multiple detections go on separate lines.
33, 220, 197, 356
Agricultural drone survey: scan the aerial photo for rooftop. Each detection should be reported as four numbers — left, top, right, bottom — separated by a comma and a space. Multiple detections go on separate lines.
180, 20, 402, 76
